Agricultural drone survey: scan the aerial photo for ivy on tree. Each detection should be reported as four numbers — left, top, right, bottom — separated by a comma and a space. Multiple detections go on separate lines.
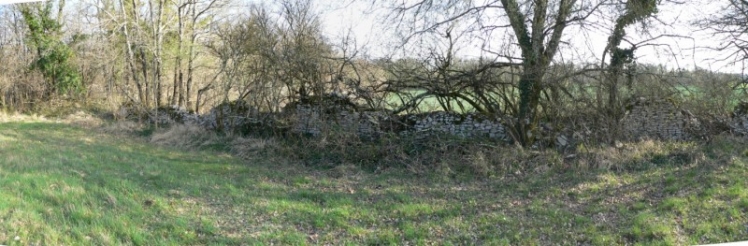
20, 2, 84, 98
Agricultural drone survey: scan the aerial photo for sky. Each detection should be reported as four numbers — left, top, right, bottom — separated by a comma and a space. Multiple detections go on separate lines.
1, 0, 743, 73
315, 0, 744, 74
0, 0, 45, 4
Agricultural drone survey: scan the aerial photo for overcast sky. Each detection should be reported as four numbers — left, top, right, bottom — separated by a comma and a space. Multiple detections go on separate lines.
0, 0, 45, 3
315, 0, 743, 73
2, 0, 743, 73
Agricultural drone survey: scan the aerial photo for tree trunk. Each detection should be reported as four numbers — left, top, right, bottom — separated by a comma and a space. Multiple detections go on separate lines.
515, 66, 544, 145
120, 0, 145, 104
602, 0, 657, 141
186, 2, 197, 110
137, 47, 149, 106
153, 0, 164, 107
173, 2, 185, 106
501, 0, 572, 146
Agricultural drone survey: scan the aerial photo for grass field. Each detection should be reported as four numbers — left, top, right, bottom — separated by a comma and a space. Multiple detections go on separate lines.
386, 85, 748, 114
386, 90, 482, 113
2, 118, 748, 245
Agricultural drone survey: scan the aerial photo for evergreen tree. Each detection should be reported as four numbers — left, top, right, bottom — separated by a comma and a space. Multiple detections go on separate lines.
20, 1, 84, 98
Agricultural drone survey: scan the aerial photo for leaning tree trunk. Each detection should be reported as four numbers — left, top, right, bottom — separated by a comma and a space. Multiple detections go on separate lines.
601, 0, 657, 142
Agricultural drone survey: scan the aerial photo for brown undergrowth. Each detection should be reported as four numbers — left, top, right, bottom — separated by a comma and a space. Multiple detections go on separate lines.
140, 121, 742, 179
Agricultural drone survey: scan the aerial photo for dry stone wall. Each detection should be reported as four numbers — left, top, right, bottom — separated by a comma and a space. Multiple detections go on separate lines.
287, 96, 710, 143
621, 97, 701, 141
288, 99, 510, 141
154, 105, 202, 126
290, 103, 391, 139
198, 101, 255, 131
732, 116, 748, 135
730, 102, 748, 135
119, 96, 748, 143
399, 111, 509, 141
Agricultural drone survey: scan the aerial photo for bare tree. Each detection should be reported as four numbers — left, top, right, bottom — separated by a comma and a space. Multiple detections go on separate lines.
84, 0, 224, 121
698, 0, 748, 75
171, 0, 224, 110
376, 0, 594, 146
375, 0, 670, 146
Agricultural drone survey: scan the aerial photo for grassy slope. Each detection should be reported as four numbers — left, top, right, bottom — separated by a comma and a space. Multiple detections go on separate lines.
1, 121, 748, 245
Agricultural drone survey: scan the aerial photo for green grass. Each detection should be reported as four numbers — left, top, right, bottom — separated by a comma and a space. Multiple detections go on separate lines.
2, 120, 748, 245
674, 85, 746, 105
386, 85, 748, 114
386, 89, 494, 113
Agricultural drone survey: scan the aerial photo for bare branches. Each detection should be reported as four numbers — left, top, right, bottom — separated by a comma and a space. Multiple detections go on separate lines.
697, 0, 748, 65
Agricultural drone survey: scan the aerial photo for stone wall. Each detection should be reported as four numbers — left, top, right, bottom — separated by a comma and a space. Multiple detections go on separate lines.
288, 96, 708, 143
732, 116, 748, 135
399, 111, 509, 140
290, 103, 394, 139
286, 96, 509, 141
119, 96, 748, 144
730, 102, 748, 135
621, 97, 701, 141
199, 101, 258, 132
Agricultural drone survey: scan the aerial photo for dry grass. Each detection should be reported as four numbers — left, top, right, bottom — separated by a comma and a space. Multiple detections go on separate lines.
97, 121, 145, 135
0, 111, 47, 122
149, 124, 223, 150
61, 110, 105, 128
229, 136, 281, 160
1, 107, 106, 128
0, 108, 717, 179
568, 139, 702, 172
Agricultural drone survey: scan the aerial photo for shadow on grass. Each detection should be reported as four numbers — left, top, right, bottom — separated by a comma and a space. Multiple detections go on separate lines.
1, 121, 747, 245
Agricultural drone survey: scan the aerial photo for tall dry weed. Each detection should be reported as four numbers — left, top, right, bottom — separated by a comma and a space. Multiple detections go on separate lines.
98, 121, 145, 135
569, 139, 700, 171
0, 111, 46, 123
150, 124, 221, 149
62, 111, 104, 128
230, 136, 281, 160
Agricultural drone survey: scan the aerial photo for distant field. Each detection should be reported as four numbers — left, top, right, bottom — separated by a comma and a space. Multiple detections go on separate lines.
385, 85, 748, 114
674, 85, 747, 103
1, 119, 748, 245
385, 90, 479, 113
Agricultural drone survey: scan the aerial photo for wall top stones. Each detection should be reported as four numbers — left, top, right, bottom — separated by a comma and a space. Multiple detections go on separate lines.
118, 96, 748, 144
